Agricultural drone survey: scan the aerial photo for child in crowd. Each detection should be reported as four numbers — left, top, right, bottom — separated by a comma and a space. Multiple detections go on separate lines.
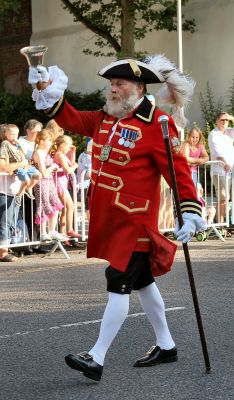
0, 124, 41, 206
197, 182, 216, 225
53, 135, 80, 240
47, 119, 77, 164
181, 127, 209, 188
33, 129, 65, 241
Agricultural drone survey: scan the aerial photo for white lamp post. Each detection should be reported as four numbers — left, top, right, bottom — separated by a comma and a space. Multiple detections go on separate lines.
177, 0, 185, 140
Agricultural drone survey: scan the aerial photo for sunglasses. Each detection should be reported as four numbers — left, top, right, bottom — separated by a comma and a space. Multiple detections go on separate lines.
220, 119, 229, 122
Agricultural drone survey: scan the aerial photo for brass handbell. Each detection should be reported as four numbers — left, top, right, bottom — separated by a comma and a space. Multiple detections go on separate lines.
20, 45, 48, 67
20, 45, 50, 90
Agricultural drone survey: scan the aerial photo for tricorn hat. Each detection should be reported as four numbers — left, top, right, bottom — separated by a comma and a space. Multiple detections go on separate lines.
98, 54, 196, 128
98, 58, 163, 84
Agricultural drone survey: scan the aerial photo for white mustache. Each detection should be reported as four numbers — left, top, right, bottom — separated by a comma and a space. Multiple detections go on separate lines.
104, 86, 140, 118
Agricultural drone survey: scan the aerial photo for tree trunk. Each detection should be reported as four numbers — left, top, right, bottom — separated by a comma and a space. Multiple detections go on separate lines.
121, 0, 135, 57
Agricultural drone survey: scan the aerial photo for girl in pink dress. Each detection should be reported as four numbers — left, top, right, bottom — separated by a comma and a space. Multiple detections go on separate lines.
33, 129, 65, 242
181, 128, 209, 188
53, 135, 80, 239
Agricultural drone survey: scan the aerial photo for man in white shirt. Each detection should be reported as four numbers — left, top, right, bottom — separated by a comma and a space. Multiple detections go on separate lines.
208, 112, 234, 222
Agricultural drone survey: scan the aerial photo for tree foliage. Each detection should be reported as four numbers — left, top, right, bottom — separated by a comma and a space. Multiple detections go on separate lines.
199, 78, 234, 137
0, 0, 22, 28
0, 0, 21, 13
60, 0, 196, 57
0, 89, 105, 155
227, 76, 234, 116
199, 81, 223, 132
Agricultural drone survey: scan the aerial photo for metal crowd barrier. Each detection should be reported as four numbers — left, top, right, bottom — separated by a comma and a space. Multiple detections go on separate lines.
231, 165, 234, 225
76, 170, 88, 242
1, 160, 232, 257
158, 160, 232, 241
0, 171, 81, 259
66, 161, 234, 242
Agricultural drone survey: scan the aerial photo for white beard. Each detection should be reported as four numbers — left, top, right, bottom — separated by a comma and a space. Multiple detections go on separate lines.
103, 88, 140, 119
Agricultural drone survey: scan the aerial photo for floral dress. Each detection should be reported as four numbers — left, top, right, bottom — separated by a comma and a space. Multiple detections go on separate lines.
52, 151, 71, 196
34, 153, 63, 224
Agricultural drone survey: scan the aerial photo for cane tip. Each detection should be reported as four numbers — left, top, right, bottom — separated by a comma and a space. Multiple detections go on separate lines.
205, 366, 212, 374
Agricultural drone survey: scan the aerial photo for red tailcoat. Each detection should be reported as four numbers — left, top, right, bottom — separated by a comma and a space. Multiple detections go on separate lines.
49, 96, 201, 276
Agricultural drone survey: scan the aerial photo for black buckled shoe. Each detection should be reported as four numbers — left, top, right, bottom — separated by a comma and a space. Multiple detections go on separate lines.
64, 352, 103, 381
133, 345, 178, 367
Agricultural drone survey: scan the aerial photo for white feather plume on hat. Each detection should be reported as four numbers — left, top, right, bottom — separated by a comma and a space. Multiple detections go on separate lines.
144, 54, 195, 128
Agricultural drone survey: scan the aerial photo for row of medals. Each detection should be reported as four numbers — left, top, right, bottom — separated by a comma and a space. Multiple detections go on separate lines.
118, 128, 138, 149
100, 128, 138, 162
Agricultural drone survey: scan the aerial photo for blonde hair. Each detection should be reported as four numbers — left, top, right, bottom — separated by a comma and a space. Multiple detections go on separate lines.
4, 124, 19, 141
46, 119, 64, 140
5, 123, 18, 130
35, 129, 53, 146
54, 134, 72, 149
186, 127, 205, 145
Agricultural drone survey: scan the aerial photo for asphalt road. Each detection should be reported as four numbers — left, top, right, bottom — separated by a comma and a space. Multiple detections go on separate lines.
0, 238, 233, 400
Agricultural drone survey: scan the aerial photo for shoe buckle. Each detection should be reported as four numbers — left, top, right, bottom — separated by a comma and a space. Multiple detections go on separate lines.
146, 345, 156, 355
79, 352, 93, 361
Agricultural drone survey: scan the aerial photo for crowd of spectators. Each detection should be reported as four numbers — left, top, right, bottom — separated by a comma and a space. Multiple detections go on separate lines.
159, 112, 234, 230
0, 119, 88, 262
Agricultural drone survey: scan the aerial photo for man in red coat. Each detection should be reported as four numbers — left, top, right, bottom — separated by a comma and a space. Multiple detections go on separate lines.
29, 55, 205, 382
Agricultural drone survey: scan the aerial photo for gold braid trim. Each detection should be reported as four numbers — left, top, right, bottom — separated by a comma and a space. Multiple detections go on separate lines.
46, 96, 64, 118
128, 59, 141, 77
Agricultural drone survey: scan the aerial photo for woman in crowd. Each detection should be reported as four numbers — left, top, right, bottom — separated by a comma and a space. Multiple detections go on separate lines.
181, 127, 209, 188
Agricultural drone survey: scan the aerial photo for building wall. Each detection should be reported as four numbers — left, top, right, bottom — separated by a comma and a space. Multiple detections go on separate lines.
0, 0, 32, 94
30, 0, 234, 128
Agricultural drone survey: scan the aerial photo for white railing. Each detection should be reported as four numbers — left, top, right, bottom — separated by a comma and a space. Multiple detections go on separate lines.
232, 165, 234, 225
76, 170, 88, 242
158, 160, 232, 240
0, 171, 83, 258
202, 161, 230, 228
1, 160, 232, 253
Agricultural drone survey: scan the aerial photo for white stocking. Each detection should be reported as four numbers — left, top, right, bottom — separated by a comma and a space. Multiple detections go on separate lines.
89, 292, 129, 365
136, 282, 175, 350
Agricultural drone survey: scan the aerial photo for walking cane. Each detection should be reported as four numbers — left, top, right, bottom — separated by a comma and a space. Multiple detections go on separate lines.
158, 115, 211, 373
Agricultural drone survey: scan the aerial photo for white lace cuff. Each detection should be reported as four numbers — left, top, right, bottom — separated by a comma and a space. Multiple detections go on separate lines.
32, 66, 68, 110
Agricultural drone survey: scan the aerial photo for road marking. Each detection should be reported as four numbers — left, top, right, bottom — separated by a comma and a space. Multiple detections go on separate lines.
0, 307, 185, 340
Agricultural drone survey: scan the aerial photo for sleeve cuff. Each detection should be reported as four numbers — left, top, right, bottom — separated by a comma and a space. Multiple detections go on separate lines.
180, 199, 202, 217
45, 96, 65, 118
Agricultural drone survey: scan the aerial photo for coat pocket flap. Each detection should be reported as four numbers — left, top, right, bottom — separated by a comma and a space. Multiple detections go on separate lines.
112, 192, 150, 215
